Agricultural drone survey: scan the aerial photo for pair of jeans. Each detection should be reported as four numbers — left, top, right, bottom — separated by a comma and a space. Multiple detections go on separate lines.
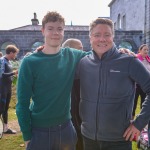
26, 120, 77, 150
83, 136, 132, 150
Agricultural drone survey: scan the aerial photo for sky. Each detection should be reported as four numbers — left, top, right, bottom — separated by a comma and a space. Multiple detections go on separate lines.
0, 0, 112, 30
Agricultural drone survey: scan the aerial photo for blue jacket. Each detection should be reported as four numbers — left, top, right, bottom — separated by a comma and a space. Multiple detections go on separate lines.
77, 45, 150, 141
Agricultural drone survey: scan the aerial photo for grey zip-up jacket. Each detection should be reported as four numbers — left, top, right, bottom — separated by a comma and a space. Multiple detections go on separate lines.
77, 46, 150, 141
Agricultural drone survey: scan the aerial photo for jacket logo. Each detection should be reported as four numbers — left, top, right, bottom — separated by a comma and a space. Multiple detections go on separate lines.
110, 69, 120, 72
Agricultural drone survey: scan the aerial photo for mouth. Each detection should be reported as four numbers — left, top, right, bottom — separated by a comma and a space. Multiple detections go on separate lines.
97, 44, 107, 47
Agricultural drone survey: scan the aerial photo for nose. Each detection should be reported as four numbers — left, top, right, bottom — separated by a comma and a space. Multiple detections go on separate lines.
52, 29, 59, 34
98, 36, 106, 41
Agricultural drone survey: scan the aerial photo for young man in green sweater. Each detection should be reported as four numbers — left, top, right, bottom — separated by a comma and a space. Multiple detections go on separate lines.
16, 11, 87, 150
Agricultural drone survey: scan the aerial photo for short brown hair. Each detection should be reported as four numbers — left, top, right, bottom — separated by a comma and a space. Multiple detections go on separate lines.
0, 52, 3, 57
89, 18, 114, 35
5, 45, 19, 54
42, 11, 65, 28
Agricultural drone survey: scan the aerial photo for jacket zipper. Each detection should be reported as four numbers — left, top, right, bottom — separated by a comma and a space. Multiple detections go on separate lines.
95, 61, 102, 140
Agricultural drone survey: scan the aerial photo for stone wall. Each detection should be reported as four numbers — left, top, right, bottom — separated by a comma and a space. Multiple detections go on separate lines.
109, 0, 145, 31
145, 0, 150, 48
0, 29, 142, 58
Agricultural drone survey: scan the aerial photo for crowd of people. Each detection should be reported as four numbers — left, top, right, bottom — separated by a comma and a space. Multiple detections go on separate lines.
1, 11, 150, 150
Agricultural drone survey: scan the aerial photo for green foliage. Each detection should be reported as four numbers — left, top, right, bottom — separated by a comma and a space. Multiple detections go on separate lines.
10, 60, 21, 70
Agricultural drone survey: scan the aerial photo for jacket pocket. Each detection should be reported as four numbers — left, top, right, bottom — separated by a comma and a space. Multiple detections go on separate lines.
97, 101, 130, 140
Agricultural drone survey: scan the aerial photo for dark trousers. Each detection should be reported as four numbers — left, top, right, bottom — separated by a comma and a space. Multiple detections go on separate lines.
26, 120, 77, 150
83, 136, 132, 150
1, 84, 12, 124
71, 79, 83, 150
132, 84, 146, 117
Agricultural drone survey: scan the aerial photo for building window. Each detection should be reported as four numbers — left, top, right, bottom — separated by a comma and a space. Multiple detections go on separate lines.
114, 22, 117, 30
31, 41, 44, 51
119, 41, 133, 51
122, 15, 126, 30
1, 42, 17, 55
117, 14, 121, 29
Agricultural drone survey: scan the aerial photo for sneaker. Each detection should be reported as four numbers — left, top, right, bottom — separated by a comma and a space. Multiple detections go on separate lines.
3, 129, 16, 134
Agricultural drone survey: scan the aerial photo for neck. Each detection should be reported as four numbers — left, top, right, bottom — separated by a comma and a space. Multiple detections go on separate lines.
5, 54, 11, 60
42, 45, 61, 54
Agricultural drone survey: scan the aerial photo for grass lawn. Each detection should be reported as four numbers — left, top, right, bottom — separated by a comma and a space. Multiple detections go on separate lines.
0, 85, 142, 150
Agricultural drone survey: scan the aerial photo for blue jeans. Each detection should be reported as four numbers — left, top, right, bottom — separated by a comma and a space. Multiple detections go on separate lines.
26, 120, 77, 150
83, 136, 132, 150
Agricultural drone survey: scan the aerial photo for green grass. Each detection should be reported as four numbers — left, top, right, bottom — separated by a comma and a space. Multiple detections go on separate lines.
132, 96, 141, 150
0, 133, 24, 150
0, 85, 142, 150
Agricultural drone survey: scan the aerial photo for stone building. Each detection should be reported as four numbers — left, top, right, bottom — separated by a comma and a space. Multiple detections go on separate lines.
0, 12, 143, 58
109, 0, 150, 49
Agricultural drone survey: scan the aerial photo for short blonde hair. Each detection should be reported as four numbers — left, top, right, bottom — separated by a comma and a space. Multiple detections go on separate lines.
62, 38, 81, 48
89, 18, 114, 35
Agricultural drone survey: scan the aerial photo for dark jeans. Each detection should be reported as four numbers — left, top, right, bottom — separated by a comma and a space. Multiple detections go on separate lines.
83, 136, 132, 150
26, 120, 77, 150
1, 85, 11, 124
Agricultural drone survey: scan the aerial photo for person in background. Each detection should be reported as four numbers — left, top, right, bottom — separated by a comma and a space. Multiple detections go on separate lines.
0, 45, 19, 134
62, 38, 84, 150
132, 44, 150, 119
76, 18, 150, 150
0, 52, 3, 58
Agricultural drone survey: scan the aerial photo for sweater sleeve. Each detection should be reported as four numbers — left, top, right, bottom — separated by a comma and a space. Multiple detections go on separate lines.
129, 57, 150, 130
16, 57, 33, 141
0, 58, 14, 77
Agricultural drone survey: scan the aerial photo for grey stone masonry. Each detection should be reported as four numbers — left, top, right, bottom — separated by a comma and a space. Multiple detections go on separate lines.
0, 26, 142, 58
145, 0, 150, 48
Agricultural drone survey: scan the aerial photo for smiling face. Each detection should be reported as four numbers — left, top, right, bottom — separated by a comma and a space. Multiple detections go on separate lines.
139, 45, 149, 58
41, 11, 65, 49
89, 18, 114, 58
42, 21, 64, 48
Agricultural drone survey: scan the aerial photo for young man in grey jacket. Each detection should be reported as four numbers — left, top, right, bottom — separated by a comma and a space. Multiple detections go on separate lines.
76, 18, 150, 150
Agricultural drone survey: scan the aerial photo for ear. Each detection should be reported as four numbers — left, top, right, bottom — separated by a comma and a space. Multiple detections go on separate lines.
41, 27, 45, 36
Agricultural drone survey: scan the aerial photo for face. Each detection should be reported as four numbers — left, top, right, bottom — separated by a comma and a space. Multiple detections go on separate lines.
90, 24, 114, 58
42, 21, 64, 48
139, 46, 149, 57
10, 52, 18, 60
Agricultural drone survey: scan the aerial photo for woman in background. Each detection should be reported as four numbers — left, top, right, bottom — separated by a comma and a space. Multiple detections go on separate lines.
132, 44, 150, 119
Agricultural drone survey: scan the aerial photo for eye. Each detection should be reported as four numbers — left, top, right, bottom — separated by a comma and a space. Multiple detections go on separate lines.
58, 28, 63, 32
93, 34, 100, 38
105, 34, 111, 37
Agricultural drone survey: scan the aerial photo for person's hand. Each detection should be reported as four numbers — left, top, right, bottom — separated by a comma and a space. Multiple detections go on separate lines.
13, 70, 18, 76
34, 45, 44, 52
119, 48, 137, 57
123, 123, 140, 141
25, 140, 30, 148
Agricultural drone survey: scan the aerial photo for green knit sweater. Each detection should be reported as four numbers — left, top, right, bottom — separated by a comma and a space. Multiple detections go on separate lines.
16, 48, 87, 141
